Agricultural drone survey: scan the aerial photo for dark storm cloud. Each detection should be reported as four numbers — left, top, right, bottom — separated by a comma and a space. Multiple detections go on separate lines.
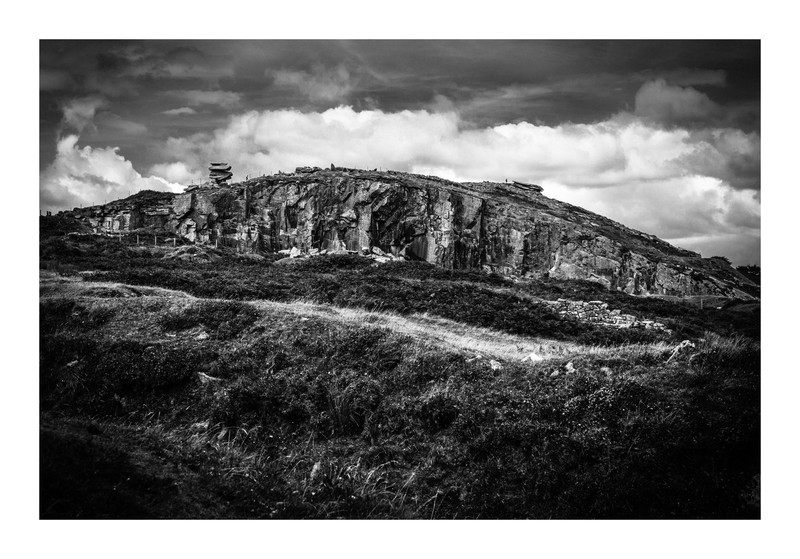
40, 40, 760, 127
40, 40, 761, 151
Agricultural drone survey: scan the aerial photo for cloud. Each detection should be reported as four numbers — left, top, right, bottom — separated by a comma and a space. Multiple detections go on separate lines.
150, 105, 759, 263
162, 107, 198, 116
60, 98, 148, 139
657, 68, 726, 87
679, 128, 761, 190
665, 232, 760, 267
543, 176, 760, 264
148, 161, 201, 185
269, 64, 354, 103
97, 44, 235, 80
40, 69, 77, 91
634, 78, 720, 124
61, 96, 107, 132
166, 90, 242, 108
449, 84, 557, 125
96, 113, 148, 135
40, 135, 184, 212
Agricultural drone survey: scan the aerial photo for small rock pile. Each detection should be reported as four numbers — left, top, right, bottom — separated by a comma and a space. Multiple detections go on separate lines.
545, 299, 668, 331
275, 245, 406, 265
162, 244, 223, 263
360, 245, 405, 263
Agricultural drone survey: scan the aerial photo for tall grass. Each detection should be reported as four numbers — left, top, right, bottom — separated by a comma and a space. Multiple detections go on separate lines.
40, 281, 760, 518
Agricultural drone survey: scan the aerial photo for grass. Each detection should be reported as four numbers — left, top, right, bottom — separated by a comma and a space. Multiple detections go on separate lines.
38, 220, 760, 518
40, 273, 760, 519
40, 231, 758, 344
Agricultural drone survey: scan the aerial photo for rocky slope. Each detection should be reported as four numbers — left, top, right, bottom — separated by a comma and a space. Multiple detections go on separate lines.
61, 166, 758, 299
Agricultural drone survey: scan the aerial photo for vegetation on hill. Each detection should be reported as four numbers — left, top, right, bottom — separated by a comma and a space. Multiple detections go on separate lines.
40, 232, 758, 343
40, 290, 759, 519
38, 221, 760, 519
736, 265, 761, 285
39, 214, 92, 238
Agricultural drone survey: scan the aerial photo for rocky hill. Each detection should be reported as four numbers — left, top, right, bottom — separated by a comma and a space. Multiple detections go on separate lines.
61, 166, 758, 299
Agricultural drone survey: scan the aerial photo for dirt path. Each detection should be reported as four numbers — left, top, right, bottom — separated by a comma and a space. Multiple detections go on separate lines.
40, 270, 671, 363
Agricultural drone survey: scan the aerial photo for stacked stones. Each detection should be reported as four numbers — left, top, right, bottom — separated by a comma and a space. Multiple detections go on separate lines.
545, 299, 668, 331
209, 162, 233, 185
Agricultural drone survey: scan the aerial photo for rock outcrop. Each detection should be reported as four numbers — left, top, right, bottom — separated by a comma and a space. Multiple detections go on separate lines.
61, 166, 759, 299
544, 299, 669, 331
64, 190, 175, 233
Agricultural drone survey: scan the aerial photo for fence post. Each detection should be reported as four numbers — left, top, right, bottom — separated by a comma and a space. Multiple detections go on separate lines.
173, 238, 176, 247
154, 235, 157, 246
137, 234, 139, 245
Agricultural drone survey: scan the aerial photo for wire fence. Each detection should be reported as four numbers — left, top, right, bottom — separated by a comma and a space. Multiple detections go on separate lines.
90, 229, 190, 248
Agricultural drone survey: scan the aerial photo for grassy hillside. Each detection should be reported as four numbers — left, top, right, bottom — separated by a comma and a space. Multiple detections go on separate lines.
41, 232, 759, 342
38, 223, 760, 519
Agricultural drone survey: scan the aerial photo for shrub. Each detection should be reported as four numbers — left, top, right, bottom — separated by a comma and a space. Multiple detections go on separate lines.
418, 386, 461, 431
160, 300, 260, 339
312, 370, 383, 436
40, 300, 115, 335
289, 253, 375, 272
689, 334, 760, 376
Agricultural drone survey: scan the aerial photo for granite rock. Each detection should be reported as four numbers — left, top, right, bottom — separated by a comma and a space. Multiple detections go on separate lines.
62, 167, 759, 299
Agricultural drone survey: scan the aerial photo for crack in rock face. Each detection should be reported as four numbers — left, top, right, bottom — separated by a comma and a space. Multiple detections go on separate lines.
62, 166, 759, 300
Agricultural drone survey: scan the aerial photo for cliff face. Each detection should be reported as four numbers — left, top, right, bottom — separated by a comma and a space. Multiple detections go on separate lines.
63, 166, 758, 299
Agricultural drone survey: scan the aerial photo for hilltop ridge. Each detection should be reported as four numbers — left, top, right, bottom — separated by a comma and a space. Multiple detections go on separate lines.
60, 166, 758, 299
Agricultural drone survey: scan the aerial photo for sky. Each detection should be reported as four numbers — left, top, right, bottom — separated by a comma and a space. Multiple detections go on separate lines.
39, 40, 760, 265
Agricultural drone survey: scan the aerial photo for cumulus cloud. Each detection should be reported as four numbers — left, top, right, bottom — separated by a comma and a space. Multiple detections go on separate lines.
61, 96, 107, 132
162, 107, 198, 116
148, 161, 202, 185
269, 64, 354, 103
40, 135, 184, 212
160, 106, 756, 191
679, 128, 761, 190
150, 105, 759, 263
634, 79, 720, 124
43, 102, 760, 264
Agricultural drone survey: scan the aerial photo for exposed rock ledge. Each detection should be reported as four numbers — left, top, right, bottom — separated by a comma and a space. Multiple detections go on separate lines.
60, 166, 759, 299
